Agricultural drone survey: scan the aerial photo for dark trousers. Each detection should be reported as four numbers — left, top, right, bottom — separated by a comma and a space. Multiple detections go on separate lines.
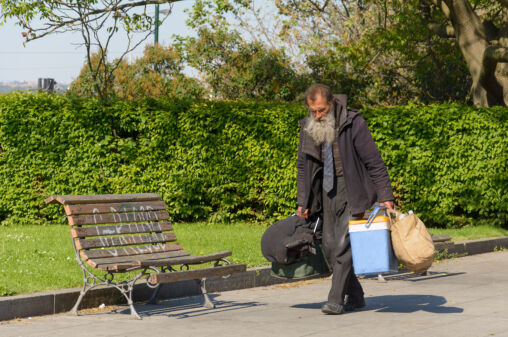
322, 175, 364, 305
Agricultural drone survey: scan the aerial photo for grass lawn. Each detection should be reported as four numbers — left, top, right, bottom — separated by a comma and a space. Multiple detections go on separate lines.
427, 225, 508, 242
0, 222, 507, 296
0, 222, 268, 296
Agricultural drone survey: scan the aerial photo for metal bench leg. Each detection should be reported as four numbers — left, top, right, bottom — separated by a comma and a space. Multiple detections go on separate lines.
116, 283, 141, 320
200, 278, 215, 309
127, 298, 141, 320
146, 284, 161, 305
70, 282, 92, 315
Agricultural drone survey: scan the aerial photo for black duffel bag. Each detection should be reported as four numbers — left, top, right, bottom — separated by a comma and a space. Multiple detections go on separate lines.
261, 215, 330, 279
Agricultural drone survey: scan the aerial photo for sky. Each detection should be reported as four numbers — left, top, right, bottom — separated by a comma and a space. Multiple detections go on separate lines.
0, 1, 195, 84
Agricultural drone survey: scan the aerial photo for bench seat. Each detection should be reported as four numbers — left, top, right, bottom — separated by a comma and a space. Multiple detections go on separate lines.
85, 250, 233, 271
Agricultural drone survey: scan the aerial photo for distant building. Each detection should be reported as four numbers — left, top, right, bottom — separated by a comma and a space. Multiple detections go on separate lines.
38, 78, 56, 93
0, 80, 68, 94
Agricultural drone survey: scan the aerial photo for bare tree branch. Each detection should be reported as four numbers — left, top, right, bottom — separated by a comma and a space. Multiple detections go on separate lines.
308, 0, 329, 12
340, 0, 351, 17
15, 0, 182, 42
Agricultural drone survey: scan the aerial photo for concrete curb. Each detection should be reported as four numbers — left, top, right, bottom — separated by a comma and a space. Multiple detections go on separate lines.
2, 236, 508, 321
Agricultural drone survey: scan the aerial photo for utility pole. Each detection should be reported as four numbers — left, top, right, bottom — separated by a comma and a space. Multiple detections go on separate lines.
154, 4, 160, 45
154, 5, 171, 46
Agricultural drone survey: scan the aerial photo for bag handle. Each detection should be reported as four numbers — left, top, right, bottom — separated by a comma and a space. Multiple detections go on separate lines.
365, 205, 387, 228
313, 217, 320, 235
292, 212, 321, 235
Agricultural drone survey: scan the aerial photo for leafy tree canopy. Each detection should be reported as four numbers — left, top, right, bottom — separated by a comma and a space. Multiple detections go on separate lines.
69, 44, 205, 100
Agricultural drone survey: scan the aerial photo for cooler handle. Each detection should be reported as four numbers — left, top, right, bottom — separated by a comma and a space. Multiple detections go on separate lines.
365, 205, 387, 228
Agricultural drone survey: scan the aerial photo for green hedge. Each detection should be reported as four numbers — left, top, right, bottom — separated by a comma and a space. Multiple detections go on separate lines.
0, 93, 300, 225
0, 93, 506, 227
363, 104, 507, 227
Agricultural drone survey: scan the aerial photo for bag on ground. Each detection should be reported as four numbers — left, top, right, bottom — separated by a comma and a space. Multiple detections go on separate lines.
261, 215, 330, 279
387, 209, 435, 273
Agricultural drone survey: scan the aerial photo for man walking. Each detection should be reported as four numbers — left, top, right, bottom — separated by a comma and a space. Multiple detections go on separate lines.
296, 84, 395, 314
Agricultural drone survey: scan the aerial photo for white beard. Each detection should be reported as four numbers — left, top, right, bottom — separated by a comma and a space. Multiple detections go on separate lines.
305, 112, 335, 146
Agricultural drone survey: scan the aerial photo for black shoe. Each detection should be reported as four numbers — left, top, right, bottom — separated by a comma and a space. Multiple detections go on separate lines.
344, 296, 366, 312
321, 303, 345, 315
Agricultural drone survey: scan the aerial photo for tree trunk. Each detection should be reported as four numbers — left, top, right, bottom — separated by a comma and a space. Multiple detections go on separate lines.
495, 19, 508, 106
443, 0, 508, 106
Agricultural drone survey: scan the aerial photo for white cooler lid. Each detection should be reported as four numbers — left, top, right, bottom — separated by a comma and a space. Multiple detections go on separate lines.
349, 221, 390, 232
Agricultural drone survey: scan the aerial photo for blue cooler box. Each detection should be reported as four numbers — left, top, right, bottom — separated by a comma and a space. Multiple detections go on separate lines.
349, 215, 398, 275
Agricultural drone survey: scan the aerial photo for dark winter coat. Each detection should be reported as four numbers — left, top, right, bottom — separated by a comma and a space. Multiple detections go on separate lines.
297, 95, 394, 215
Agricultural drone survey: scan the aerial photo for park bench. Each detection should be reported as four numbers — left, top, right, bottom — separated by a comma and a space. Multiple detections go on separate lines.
45, 193, 246, 319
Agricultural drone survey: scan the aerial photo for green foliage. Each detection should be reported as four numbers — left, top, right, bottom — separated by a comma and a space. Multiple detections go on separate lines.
434, 249, 467, 261
178, 27, 308, 101
493, 246, 508, 252
0, 92, 303, 224
175, 0, 309, 101
0, 285, 14, 296
181, 0, 476, 105
363, 104, 507, 227
69, 45, 205, 100
0, 93, 506, 227
303, 0, 471, 106
67, 52, 116, 99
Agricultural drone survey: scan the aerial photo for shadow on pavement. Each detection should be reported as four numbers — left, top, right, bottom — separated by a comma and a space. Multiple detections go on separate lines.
114, 294, 263, 319
292, 295, 463, 314
360, 271, 466, 282
366, 295, 463, 313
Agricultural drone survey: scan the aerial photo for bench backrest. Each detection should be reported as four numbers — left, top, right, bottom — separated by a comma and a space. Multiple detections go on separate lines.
45, 194, 185, 268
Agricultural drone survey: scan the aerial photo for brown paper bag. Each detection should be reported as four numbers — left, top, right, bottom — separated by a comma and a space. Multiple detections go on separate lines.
387, 209, 435, 273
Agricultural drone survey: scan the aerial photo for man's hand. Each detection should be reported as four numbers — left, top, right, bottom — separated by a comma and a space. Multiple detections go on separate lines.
297, 206, 309, 219
379, 201, 395, 209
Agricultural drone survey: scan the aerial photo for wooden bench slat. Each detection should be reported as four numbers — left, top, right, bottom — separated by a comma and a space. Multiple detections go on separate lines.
150, 264, 247, 283
87, 250, 191, 270
91, 261, 139, 271
76, 233, 177, 250
137, 251, 232, 267
64, 201, 167, 215
45, 193, 161, 205
71, 222, 173, 238
69, 210, 170, 226
80, 243, 183, 260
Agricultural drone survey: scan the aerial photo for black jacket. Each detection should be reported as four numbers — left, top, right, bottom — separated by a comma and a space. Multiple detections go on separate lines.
297, 95, 394, 215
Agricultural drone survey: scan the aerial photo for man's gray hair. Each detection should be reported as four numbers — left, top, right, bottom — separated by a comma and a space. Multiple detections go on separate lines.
305, 84, 333, 105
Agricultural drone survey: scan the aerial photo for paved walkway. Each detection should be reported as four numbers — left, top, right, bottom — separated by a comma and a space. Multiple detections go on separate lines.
2, 251, 508, 337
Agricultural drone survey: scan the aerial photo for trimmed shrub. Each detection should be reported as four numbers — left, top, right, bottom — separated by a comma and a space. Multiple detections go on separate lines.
0, 93, 301, 225
364, 104, 507, 227
0, 93, 506, 227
